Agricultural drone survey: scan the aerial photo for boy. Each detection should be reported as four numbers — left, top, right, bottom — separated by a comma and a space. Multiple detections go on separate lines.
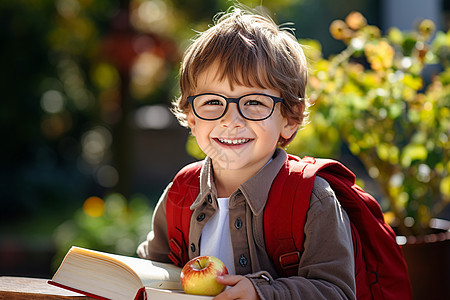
137, 7, 355, 300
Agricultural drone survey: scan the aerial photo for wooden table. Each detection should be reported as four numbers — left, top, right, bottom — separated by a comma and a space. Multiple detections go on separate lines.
0, 276, 94, 299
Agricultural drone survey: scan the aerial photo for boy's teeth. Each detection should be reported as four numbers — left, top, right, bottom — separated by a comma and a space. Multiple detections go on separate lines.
218, 138, 250, 145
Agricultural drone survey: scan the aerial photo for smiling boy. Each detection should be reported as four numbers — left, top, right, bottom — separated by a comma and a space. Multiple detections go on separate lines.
138, 6, 355, 300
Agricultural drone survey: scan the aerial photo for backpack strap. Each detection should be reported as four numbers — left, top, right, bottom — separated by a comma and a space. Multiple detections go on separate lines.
265, 155, 361, 277
166, 162, 202, 267
264, 155, 316, 276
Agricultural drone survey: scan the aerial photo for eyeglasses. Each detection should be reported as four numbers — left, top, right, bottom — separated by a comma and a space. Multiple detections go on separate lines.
187, 93, 284, 121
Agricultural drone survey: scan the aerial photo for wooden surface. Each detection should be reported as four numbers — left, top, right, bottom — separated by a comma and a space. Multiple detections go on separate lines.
0, 276, 94, 299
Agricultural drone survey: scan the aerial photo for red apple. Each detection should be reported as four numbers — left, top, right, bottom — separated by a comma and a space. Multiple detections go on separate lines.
180, 255, 229, 296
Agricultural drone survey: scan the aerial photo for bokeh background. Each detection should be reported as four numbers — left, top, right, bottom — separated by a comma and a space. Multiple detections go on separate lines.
1, 0, 448, 280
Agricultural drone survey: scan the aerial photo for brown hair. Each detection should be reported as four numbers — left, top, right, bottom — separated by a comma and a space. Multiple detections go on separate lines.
172, 7, 310, 146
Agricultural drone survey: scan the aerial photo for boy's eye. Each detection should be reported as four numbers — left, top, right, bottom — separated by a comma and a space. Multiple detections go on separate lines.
204, 99, 223, 106
244, 100, 265, 106
242, 96, 273, 108
196, 95, 225, 107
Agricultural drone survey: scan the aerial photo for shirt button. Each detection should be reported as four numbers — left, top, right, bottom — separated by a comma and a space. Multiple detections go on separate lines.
190, 243, 196, 252
239, 255, 248, 267
207, 195, 213, 203
234, 218, 242, 229
196, 213, 205, 222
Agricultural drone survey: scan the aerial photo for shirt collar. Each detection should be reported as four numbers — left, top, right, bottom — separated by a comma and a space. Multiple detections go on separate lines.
190, 156, 217, 210
190, 148, 288, 215
239, 148, 287, 215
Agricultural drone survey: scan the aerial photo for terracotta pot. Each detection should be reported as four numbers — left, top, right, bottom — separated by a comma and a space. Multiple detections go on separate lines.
401, 231, 450, 300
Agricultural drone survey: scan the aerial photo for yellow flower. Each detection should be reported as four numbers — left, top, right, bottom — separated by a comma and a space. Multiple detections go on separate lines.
83, 196, 105, 218
365, 41, 394, 71
388, 27, 403, 44
418, 19, 435, 40
330, 20, 352, 41
362, 25, 381, 40
345, 11, 367, 30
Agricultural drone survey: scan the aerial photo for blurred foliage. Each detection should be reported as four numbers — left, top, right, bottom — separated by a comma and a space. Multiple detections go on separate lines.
0, 0, 100, 223
299, 12, 449, 236
52, 193, 152, 269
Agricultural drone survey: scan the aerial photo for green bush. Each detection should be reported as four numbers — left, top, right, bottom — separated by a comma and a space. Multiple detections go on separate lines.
299, 12, 449, 236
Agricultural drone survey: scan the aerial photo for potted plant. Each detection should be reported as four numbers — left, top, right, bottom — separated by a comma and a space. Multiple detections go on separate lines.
290, 12, 449, 299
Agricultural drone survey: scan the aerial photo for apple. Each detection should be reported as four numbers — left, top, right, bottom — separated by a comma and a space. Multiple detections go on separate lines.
180, 255, 229, 296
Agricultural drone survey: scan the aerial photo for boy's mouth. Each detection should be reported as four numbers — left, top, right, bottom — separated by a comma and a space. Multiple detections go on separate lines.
216, 138, 251, 145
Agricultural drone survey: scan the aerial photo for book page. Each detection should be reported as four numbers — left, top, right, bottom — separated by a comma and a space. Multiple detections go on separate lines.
70, 247, 182, 290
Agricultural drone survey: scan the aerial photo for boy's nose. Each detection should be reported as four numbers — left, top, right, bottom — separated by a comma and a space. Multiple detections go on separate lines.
220, 103, 244, 128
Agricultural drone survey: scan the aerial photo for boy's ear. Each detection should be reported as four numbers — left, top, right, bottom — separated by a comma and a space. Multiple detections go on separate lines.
280, 119, 299, 141
187, 111, 197, 137
280, 103, 304, 142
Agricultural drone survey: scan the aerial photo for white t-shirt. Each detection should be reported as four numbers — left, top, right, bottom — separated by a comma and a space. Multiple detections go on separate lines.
200, 197, 236, 275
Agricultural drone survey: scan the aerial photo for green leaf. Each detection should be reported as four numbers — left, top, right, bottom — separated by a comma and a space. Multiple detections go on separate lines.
402, 74, 423, 90
400, 144, 428, 167
441, 176, 450, 197
186, 135, 206, 160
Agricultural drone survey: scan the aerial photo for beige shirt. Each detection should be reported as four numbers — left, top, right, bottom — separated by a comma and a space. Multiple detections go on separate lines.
137, 148, 356, 299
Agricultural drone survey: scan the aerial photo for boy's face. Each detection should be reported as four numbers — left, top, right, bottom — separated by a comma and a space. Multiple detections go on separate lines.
187, 65, 298, 172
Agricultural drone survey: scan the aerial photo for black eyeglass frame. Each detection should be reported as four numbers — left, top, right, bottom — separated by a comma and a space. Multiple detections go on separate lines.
187, 93, 284, 121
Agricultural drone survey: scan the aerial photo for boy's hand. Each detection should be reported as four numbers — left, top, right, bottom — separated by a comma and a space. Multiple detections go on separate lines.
213, 275, 260, 300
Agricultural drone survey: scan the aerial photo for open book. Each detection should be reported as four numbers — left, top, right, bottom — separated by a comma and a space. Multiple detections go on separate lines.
49, 246, 213, 300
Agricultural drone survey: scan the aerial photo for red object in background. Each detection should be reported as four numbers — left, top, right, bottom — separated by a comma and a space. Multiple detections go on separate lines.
101, 10, 177, 73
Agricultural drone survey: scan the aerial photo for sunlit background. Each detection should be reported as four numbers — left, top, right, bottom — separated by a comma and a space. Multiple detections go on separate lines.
1, 0, 449, 289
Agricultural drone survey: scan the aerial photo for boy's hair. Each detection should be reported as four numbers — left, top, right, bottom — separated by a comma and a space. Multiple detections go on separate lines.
172, 6, 310, 147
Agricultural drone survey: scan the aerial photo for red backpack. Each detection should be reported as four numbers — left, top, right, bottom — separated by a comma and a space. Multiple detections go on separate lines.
166, 155, 412, 299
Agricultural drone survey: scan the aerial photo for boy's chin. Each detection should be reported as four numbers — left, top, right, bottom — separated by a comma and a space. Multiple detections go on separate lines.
211, 159, 240, 171
210, 156, 262, 172
209, 154, 248, 170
